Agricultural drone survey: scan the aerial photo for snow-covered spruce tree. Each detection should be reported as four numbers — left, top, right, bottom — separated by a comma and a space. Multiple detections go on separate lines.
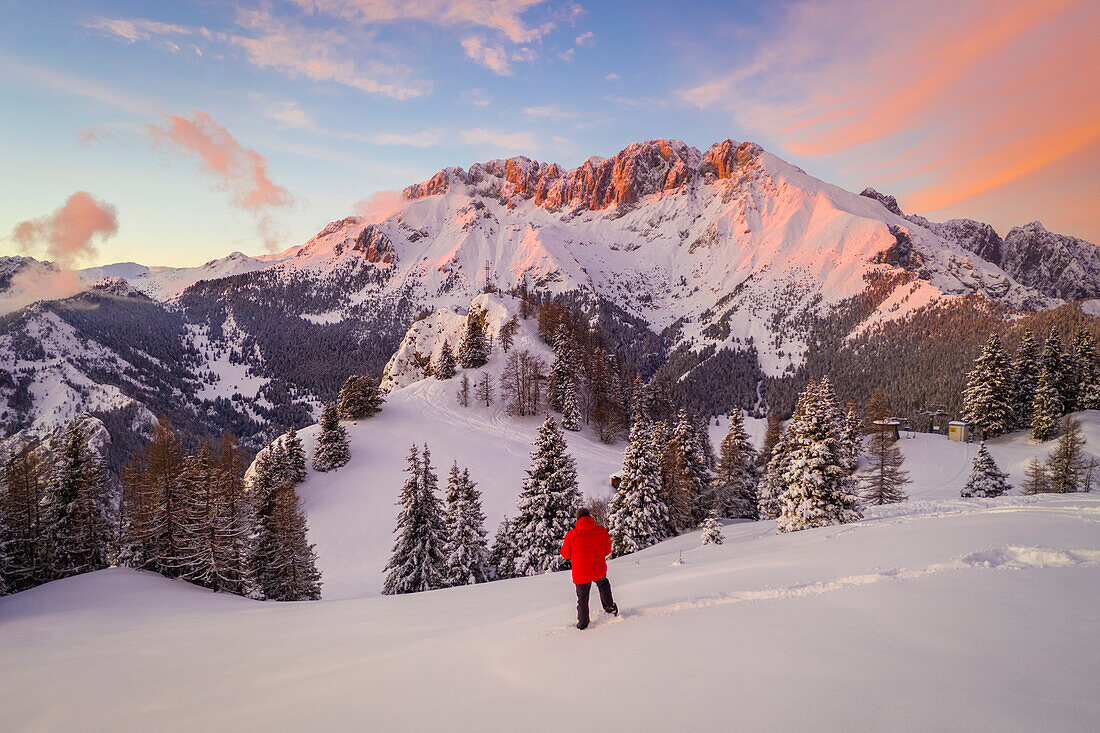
442, 462, 490, 587
758, 423, 790, 521
1046, 417, 1085, 493
312, 402, 350, 472
561, 379, 581, 432
383, 445, 447, 594
458, 307, 489, 369
1071, 328, 1099, 410
43, 422, 113, 580
251, 480, 322, 601
488, 516, 518, 580
435, 340, 457, 380
1021, 456, 1050, 495
841, 405, 863, 473
179, 444, 221, 588
775, 380, 863, 533
608, 417, 670, 557
663, 410, 712, 529
337, 374, 384, 420
961, 443, 1010, 498
709, 409, 758, 519
700, 510, 724, 546
963, 334, 1013, 439
511, 417, 582, 575
281, 427, 307, 485
1012, 329, 1042, 429
548, 324, 578, 413
860, 428, 910, 505
756, 412, 783, 469
1041, 330, 1071, 415
1031, 368, 1062, 441
695, 413, 718, 471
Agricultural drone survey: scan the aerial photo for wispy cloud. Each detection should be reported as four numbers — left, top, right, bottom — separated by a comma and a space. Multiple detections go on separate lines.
461, 36, 512, 75
575, 30, 594, 46
230, 9, 431, 99
258, 98, 445, 148
85, 11, 431, 100
146, 110, 293, 249
461, 88, 491, 107
289, 0, 548, 43
460, 128, 541, 153
679, 0, 1100, 236
523, 105, 577, 120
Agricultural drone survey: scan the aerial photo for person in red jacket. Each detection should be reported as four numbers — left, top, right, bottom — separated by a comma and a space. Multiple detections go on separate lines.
560, 507, 618, 629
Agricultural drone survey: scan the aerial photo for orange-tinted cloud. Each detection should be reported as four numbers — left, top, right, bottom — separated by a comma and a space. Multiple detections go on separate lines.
147, 110, 292, 213
680, 0, 1100, 240
11, 192, 119, 267
355, 190, 406, 223
147, 110, 293, 250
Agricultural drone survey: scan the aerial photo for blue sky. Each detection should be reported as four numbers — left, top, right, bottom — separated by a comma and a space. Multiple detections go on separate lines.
1, 0, 1096, 267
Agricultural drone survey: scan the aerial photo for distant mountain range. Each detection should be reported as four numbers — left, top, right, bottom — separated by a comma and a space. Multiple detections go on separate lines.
4, 138, 1100, 458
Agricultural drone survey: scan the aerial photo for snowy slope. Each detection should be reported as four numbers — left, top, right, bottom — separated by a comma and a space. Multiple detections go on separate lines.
2, 493, 1097, 732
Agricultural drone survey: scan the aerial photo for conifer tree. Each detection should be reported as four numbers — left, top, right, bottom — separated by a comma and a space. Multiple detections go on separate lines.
383, 445, 447, 594
1012, 329, 1042, 428
281, 427, 307, 485
511, 417, 582, 575
548, 324, 578, 412
457, 373, 471, 407
860, 429, 910, 505
841, 406, 863, 472
0, 444, 47, 592
179, 444, 220, 587
1041, 330, 1071, 415
338, 374, 384, 420
312, 402, 350, 472
1046, 417, 1085, 493
1071, 329, 1099, 410
42, 422, 113, 579
608, 417, 670, 556
757, 412, 783, 470
458, 307, 489, 368
476, 371, 494, 407
442, 462, 490, 587
252, 480, 322, 601
963, 334, 1013, 439
665, 410, 712, 529
961, 443, 1010, 498
1031, 368, 1062, 441
435, 340, 457, 380
1021, 456, 1050, 495
866, 388, 890, 425
709, 410, 758, 519
488, 516, 518, 580
700, 511, 724, 546
776, 380, 863, 533
561, 379, 581, 431
213, 431, 251, 595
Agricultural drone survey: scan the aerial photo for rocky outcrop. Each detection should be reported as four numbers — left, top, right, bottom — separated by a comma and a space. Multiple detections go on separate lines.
1000, 222, 1100, 302
860, 188, 903, 216
353, 226, 396, 265
403, 138, 761, 212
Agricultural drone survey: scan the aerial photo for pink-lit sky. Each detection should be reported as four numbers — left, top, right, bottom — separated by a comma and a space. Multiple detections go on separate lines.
1, 0, 1097, 268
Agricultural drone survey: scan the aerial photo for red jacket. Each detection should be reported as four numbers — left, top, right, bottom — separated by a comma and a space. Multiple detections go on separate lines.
560, 516, 612, 584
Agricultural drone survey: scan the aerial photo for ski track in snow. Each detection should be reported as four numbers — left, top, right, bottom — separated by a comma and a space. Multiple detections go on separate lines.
565, 544, 1100, 631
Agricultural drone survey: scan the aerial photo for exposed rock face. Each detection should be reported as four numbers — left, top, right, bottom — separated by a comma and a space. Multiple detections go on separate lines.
860, 188, 904, 216
353, 226, 396, 265
403, 138, 762, 212
1000, 222, 1100, 301
90, 277, 146, 299
928, 218, 1005, 266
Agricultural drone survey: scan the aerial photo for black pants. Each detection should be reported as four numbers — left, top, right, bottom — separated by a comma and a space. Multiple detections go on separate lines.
575, 576, 615, 627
